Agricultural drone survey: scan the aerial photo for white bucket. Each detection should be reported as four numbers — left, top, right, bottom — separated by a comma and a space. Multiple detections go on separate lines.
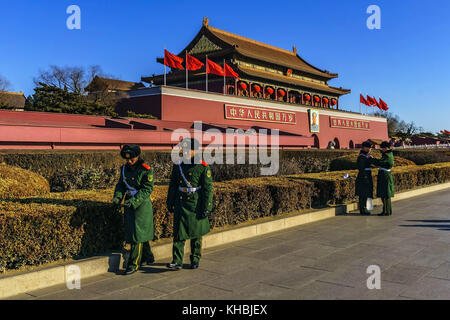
366, 198, 374, 211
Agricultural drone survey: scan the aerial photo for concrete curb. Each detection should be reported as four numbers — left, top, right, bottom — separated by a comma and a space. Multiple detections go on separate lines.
1, 182, 449, 299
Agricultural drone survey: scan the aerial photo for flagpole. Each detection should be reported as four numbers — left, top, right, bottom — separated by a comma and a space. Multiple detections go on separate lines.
206, 55, 208, 92
186, 51, 188, 90
223, 59, 225, 95
359, 92, 362, 114
164, 46, 167, 86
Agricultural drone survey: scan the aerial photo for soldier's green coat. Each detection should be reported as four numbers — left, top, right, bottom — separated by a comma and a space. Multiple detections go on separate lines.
371, 150, 395, 198
166, 161, 213, 241
113, 159, 154, 243
355, 151, 374, 198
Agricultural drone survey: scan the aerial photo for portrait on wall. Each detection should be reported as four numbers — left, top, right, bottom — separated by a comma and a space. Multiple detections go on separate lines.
309, 109, 320, 133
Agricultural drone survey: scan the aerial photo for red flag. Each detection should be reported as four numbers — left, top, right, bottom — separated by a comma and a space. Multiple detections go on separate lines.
224, 62, 239, 78
164, 49, 184, 69
360, 94, 369, 106
366, 95, 374, 106
379, 98, 388, 111
206, 58, 224, 76
372, 97, 381, 109
186, 53, 204, 71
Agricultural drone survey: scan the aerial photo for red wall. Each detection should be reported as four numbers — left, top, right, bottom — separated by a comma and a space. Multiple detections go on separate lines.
159, 94, 388, 149
0, 89, 388, 150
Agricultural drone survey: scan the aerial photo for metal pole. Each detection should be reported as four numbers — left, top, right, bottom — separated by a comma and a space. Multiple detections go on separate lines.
186, 51, 188, 89
223, 59, 225, 95
164, 45, 166, 86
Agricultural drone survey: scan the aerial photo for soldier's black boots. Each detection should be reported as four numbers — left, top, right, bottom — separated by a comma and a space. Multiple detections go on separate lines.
190, 262, 199, 269
140, 257, 155, 266
167, 262, 182, 270
124, 268, 137, 275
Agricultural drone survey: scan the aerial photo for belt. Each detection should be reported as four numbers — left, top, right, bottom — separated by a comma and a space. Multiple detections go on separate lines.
178, 186, 201, 193
380, 168, 391, 172
364, 168, 372, 171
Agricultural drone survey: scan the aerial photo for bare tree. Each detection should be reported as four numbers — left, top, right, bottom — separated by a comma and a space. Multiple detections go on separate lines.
0, 74, 11, 91
374, 110, 423, 138
33, 65, 108, 95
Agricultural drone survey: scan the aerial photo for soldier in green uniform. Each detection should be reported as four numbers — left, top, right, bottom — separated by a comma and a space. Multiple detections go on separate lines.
112, 144, 155, 275
355, 141, 374, 215
166, 138, 213, 270
371, 141, 395, 216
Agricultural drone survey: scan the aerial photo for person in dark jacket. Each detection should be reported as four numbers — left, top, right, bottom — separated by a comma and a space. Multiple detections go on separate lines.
355, 141, 374, 215
166, 138, 213, 270
371, 141, 395, 216
113, 145, 155, 275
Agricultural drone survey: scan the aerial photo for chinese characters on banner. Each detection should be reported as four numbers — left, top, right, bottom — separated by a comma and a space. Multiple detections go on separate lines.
224, 104, 296, 124
330, 117, 370, 130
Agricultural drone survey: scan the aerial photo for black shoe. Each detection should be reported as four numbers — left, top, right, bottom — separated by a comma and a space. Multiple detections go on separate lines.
190, 262, 199, 269
377, 213, 387, 216
166, 262, 182, 270
140, 257, 155, 266
361, 211, 371, 216
124, 268, 137, 275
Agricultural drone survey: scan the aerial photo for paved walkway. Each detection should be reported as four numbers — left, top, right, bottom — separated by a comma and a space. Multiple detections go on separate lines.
9, 189, 450, 300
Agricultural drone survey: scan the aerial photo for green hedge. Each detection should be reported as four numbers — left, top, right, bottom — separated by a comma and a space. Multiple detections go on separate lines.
290, 162, 450, 206
0, 164, 50, 199
2, 162, 449, 272
393, 149, 450, 165
0, 176, 314, 272
0, 150, 356, 192
329, 152, 416, 171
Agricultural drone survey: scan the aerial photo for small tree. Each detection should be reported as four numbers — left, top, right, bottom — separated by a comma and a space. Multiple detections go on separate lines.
25, 83, 117, 116
33, 65, 110, 95
0, 75, 11, 91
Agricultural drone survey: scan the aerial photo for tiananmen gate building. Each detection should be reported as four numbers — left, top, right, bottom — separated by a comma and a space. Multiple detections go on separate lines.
0, 18, 388, 150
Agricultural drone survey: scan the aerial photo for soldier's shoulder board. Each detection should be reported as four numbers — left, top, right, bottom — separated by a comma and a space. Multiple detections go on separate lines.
142, 163, 151, 170
200, 160, 208, 167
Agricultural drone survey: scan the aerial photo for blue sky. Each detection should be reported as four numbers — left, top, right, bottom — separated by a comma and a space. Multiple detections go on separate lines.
1, 0, 449, 133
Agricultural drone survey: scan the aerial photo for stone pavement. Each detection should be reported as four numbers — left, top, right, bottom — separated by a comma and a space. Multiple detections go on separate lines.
8, 189, 450, 300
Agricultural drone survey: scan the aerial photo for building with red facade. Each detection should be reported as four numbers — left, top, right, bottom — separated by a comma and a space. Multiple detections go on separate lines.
0, 18, 388, 150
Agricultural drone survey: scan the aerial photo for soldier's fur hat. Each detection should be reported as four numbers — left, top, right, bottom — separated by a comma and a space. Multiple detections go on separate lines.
180, 138, 200, 151
362, 141, 372, 148
120, 144, 141, 159
380, 141, 392, 149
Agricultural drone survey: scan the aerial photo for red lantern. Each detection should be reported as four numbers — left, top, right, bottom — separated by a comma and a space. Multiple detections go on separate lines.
278, 89, 285, 97
253, 85, 261, 92
323, 97, 329, 104
239, 82, 247, 90
266, 87, 274, 95
331, 99, 337, 106
314, 96, 320, 102
304, 94, 311, 101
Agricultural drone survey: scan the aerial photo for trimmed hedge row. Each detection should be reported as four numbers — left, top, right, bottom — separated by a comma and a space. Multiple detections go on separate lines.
2, 162, 449, 272
393, 149, 450, 165
0, 176, 315, 272
0, 150, 356, 191
329, 152, 416, 171
290, 162, 450, 206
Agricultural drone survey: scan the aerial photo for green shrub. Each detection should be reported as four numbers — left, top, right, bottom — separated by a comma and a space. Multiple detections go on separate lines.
0, 164, 50, 199
0, 149, 357, 191
0, 176, 314, 272
329, 152, 416, 171
290, 162, 450, 206
393, 149, 450, 165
